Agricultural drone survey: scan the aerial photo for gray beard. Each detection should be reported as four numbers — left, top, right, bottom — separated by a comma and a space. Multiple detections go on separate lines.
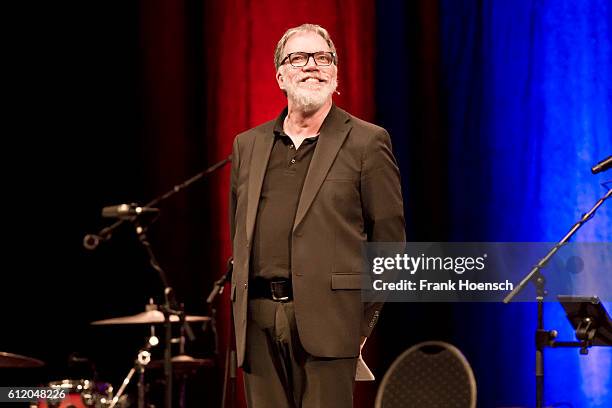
285, 78, 337, 113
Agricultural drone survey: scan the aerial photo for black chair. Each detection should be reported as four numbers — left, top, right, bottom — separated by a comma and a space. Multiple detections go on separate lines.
375, 341, 477, 408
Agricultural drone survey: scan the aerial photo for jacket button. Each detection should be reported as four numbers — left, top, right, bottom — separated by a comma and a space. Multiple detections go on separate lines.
244, 283, 248, 288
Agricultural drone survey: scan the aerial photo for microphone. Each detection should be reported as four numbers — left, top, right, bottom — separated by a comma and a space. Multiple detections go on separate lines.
83, 203, 159, 250
83, 234, 102, 250
591, 155, 612, 174
206, 257, 234, 304
101, 203, 160, 219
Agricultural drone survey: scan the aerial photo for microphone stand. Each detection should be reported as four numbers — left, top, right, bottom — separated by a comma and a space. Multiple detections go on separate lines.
83, 156, 231, 249
503, 186, 611, 408
84, 156, 231, 408
206, 258, 235, 408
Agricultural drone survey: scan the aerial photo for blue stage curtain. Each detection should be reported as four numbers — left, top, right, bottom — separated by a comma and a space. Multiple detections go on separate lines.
441, 0, 612, 406
377, 0, 611, 406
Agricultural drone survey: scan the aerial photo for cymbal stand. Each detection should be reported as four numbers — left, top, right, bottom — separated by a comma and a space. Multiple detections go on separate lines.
83, 156, 232, 408
110, 331, 159, 408
174, 324, 194, 408
136, 221, 177, 408
130, 214, 195, 408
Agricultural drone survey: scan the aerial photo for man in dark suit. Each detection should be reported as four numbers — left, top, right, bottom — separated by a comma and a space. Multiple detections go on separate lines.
229, 23, 405, 407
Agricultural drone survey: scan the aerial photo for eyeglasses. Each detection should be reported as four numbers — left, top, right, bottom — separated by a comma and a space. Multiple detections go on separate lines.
280, 51, 336, 67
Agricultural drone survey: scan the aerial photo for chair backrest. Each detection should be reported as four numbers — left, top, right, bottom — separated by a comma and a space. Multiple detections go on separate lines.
375, 341, 477, 408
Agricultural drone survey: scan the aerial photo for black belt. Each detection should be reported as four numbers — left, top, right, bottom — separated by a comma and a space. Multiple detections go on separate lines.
249, 278, 293, 302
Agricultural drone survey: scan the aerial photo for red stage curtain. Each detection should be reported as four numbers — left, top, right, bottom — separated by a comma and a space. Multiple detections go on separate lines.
139, 1, 376, 406
204, 2, 376, 406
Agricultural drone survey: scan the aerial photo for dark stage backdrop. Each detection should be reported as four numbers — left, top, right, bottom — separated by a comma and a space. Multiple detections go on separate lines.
4, 0, 611, 407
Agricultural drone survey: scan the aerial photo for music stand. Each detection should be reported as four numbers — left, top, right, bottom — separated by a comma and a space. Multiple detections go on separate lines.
557, 295, 612, 353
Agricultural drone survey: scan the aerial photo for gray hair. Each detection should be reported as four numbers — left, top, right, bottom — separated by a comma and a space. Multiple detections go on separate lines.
274, 24, 337, 70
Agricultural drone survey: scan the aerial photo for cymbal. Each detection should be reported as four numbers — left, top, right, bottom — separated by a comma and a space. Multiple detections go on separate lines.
91, 310, 210, 326
0, 352, 45, 368
149, 355, 214, 374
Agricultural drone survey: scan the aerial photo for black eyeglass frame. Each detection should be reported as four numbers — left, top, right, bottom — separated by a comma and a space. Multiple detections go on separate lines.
280, 51, 337, 67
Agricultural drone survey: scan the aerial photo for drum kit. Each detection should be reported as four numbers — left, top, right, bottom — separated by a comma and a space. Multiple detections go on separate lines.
0, 351, 45, 368
2, 303, 213, 408
2, 156, 233, 407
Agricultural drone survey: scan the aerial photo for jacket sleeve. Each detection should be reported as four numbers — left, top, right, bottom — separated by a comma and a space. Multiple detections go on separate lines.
360, 128, 406, 336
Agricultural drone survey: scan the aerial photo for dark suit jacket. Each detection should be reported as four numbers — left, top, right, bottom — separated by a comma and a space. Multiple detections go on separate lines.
229, 105, 405, 367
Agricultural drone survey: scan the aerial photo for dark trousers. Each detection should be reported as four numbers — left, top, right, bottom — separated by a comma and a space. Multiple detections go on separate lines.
244, 298, 357, 408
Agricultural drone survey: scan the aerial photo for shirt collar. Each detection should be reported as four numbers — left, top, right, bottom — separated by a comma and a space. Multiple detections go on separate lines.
272, 107, 289, 136
272, 106, 323, 143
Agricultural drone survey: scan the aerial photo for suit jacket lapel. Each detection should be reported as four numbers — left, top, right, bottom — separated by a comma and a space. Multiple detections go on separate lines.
293, 105, 351, 231
246, 126, 274, 244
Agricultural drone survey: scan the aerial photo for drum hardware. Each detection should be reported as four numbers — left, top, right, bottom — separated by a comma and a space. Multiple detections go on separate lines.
38, 379, 126, 408
0, 351, 44, 368
147, 354, 214, 408
148, 354, 214, 374
35, 301, 211, 408
90, 305, 211, 326
109, 330, 159, 408
83, 157, 231, 407
156, 320, 204, 408
92, 298, 204, 408
92, 216, 192, 408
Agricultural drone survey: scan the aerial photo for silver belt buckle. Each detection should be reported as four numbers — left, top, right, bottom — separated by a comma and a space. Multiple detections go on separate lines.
272, 293, 289, 302
271, 281, 290, 302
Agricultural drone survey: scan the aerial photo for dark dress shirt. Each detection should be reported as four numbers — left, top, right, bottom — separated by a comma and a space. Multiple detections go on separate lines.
250, 114, 318, 279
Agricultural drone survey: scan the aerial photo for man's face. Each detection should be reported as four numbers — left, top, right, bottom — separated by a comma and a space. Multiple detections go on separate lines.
276, 31, 338, 112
